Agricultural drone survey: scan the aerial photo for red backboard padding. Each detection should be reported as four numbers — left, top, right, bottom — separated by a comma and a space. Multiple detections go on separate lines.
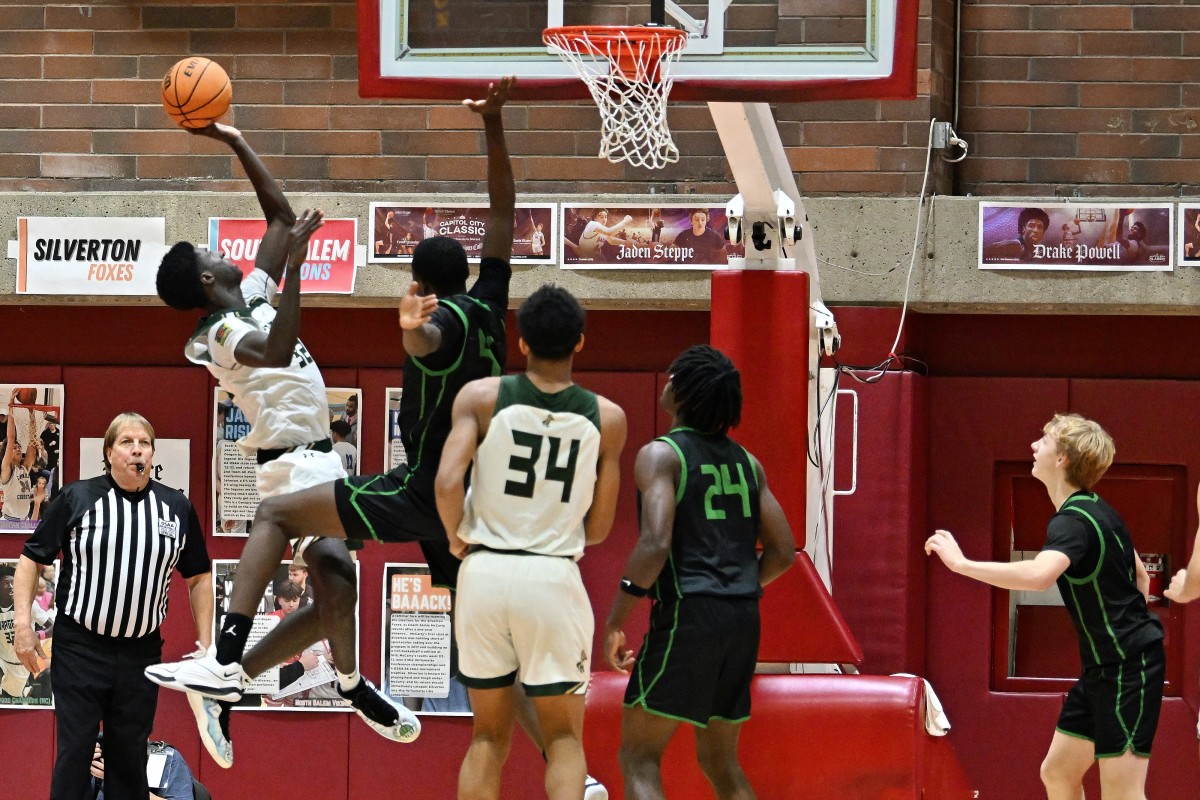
710, 269, 809, 546
583, 671, 974, 800
759, 550, 863, 664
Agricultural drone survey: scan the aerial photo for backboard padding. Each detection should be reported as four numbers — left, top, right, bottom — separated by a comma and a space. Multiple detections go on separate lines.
358, 0, 918, 103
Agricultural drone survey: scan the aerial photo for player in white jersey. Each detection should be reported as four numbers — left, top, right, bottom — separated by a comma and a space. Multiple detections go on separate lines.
152, 123, 417, 767
436, 285, 628, 800
1, 564, 54, 698
1, 413, 38, 521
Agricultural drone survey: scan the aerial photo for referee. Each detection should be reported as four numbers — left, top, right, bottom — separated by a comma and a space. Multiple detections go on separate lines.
11, 412, 213, 800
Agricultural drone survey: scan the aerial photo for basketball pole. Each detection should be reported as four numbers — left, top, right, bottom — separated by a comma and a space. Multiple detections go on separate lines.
708, 101, 840, 589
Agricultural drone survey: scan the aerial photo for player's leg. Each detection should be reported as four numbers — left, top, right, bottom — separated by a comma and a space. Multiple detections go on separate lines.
145, 481, 349, 698
241, 536, 355, 677
695, 720, 754, 800
1096, 751, 1149, 800
459, 686, 516, 800
1040, 731, 1093, 800
618, 706, 680, 800
530, 693, 587, 800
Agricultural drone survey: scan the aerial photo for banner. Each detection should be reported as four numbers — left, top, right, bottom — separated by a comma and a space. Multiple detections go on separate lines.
206, 217, 358, 293
380, 563, 469, 715
560, 205, 745, 269
16, 217, 166, 295
1179, 204, 1200, 268
979, 202, 1174, 271
368, 203, 555, 264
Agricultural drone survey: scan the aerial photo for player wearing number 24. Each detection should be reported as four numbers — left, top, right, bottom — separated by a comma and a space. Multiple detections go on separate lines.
603, 345, 796, 800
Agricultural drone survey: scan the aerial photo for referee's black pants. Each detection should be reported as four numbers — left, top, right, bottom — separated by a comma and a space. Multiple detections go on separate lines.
50, 615, 162, 800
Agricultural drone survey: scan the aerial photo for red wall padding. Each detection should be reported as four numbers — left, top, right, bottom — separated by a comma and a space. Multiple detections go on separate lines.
830, 371, 928, 675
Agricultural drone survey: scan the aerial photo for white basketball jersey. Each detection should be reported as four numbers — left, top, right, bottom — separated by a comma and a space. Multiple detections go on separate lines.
185, 269, 330, 453
459, 375, 601, 558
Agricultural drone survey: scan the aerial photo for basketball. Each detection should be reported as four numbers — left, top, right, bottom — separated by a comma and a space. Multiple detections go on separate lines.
13, 388, 36, 404
162, 57, 232, 129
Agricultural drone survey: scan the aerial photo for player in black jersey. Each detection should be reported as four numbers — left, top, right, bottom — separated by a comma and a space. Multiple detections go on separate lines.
603, 345, 796, 800
927, 413, 1163, 800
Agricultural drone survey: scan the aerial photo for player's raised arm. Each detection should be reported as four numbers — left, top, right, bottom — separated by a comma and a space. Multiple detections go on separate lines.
230, 209, 324, 368
192, 122, 296, 284
467, 76, 515, 263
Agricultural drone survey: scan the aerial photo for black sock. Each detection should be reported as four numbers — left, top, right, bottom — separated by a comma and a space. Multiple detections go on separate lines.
215, 613, 253, 665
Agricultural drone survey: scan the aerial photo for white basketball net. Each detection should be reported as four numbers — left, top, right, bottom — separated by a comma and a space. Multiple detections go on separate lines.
543, 27, 687, 170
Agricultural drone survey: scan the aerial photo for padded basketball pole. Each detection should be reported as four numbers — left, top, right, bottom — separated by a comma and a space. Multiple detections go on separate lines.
708, 101, 839, 589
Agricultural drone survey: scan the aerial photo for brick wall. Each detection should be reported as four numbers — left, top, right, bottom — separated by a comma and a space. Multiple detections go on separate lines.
0, 2, 1189, 197
957, 0, 1198, 197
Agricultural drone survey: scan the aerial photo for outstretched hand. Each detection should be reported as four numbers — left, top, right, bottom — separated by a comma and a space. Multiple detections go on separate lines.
924, 529, 966, 573
1164, 568, 1197, 604
463, 75, 515, 116
189, 122, 243, 144
287, 209, 325, 267
399, 282, 439, 331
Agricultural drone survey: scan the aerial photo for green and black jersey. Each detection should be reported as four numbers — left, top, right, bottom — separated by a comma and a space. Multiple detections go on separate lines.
648, 428, 762, 601
1043, 491, 1164, 667
400, 257, 509, 498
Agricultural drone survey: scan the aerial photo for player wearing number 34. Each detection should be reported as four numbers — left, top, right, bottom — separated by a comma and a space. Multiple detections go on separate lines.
436, 285, 627, 800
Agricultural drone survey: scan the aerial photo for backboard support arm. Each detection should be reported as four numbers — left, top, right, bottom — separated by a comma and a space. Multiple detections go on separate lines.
708, 101, 841, 589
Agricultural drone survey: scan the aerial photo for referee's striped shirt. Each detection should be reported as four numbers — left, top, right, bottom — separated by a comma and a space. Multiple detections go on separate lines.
22, 474, 209, 639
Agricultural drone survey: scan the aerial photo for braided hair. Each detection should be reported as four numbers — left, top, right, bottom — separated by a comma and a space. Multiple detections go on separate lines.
668, 345, 742, 435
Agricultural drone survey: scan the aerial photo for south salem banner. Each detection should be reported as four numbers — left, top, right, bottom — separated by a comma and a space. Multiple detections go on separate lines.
207, 217, 358, 293
16, 217, 166, 294
978, 202, 1174, 271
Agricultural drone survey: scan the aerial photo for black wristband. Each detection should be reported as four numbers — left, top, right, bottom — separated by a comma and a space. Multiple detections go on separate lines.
619, 577, 650, 598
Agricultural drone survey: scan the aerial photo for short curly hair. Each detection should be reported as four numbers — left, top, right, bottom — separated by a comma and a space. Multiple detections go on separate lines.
517, 284, 585, 360
412, 236, 469, 296
157, 241, 207, 311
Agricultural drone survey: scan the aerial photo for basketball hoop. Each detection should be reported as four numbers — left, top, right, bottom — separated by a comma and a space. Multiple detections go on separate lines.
543, 25, 687, 170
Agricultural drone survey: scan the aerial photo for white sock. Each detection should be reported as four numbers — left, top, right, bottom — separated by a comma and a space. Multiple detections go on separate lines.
337, 669, 361, 692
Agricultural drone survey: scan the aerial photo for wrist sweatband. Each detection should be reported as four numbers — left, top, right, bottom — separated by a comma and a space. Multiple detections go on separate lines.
619, 577, 650, 598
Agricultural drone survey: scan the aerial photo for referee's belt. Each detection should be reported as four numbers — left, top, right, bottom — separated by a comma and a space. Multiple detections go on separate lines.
466, 543, 570, 559
256, 438, 333, 465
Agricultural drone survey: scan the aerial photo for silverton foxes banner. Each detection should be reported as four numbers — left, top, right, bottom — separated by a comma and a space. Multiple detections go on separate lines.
207, 217, 358, 293
16, 216, 167, 295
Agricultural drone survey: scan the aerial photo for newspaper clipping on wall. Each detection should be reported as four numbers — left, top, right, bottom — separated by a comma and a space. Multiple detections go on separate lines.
0, 385, 64, 534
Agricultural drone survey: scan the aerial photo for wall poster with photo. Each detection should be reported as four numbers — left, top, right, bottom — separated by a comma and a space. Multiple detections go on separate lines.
1, 384, 64, 534
0, 557, 59, 708
213, 559, 357, 712
79, 439, 190, 495
212, 387, 362, 536
381, 563, 470, 716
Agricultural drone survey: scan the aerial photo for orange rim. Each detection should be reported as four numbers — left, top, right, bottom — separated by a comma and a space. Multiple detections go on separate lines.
542, 25, 687, 55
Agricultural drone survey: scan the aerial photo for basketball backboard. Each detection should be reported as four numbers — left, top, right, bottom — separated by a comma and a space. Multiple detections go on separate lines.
358, 0, 918, 103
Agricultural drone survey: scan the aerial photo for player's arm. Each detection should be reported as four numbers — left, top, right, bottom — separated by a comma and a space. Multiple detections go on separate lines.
192, 123, 296, 284
752, 458, 796, 587
925, 529, 1070, 591
13, 555, 47, 672
583, 398, 628, 546
466, 77, 515, 264
186, 571, 214, 651
230, 210, 324, 368
603, 440, 678, 673
435, 380, 492, 558
600, 215, 634, 236
398, 282, 443, 358
1165, 484, 1200, 603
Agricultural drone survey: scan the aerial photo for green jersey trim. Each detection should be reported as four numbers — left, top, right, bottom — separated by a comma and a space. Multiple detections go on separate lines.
656, 436, 687, 504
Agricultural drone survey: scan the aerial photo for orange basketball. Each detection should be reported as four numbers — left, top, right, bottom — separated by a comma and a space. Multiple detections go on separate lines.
162, 57, 232, 129
13, 388, 36, 404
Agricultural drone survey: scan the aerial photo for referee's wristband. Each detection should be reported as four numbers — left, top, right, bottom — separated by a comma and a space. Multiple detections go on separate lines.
619, 577, 651, 598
